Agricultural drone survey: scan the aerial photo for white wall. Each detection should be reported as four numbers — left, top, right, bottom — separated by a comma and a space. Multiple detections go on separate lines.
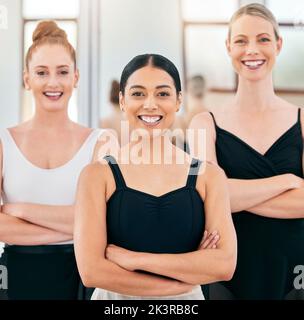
0, 0, 22, 129
99, 0, 183, 118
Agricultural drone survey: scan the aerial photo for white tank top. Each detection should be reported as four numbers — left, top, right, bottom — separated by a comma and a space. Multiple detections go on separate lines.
0, 128, 102, 245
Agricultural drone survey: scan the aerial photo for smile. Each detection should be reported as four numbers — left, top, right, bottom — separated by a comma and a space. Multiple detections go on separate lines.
138, 115, 163, 126
241, 59, 266, 70
43, 91, 63, 100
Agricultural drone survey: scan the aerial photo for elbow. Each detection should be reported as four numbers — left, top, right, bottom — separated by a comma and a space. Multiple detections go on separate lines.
78, 258, 108, 288
220, 252, 237, 282
77, 261, 96, 288
221, 266, 235, 282
80, 270, 94, 288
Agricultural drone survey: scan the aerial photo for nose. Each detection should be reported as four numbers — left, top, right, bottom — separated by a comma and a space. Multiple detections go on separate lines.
246, 41, 259, 56
143, 96, 157, 110
46, 73, 60, 88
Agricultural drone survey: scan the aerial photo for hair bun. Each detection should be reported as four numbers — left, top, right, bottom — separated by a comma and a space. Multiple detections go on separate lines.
32, 21, 67, 43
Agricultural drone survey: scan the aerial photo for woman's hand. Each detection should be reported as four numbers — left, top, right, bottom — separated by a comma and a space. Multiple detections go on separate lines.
285, 173, 304, 189
106, 244, 142, 271
199, 230, 220, 249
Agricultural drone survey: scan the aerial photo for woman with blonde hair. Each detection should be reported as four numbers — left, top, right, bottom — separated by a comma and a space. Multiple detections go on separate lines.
0, 21, 104, 299
190, 3, 304, 299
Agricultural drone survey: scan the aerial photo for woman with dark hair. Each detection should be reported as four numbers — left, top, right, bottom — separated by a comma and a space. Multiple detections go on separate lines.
74, 54, 237, 300
190, 4, 304, 300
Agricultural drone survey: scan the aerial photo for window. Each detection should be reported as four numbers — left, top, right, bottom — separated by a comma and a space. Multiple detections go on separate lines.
22, 0, 79, 122
181, 0, 238, 91
267, 0, 304, 92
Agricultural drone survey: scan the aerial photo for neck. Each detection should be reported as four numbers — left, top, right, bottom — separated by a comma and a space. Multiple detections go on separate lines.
30, 106, 72, 131
234, 75, 278, 112
123, 131, 178, 164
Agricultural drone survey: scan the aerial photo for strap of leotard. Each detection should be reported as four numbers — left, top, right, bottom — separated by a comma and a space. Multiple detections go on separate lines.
209, 112, 218, 128
103, 155, 126, 190
186, 158, 203, 188
298, 108, 301, 123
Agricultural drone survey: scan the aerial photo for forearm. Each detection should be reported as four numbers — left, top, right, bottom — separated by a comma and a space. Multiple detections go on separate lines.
229, 174, 296, 213
127, 249, 235, 285
0, 213, 71, 245
82, 258, 194, 297
8, 204, 74, 234
248, 188, 304, 219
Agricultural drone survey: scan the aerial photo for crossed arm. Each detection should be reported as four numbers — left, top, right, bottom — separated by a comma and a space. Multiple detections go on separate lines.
105, 163, 237, 286
0, 141, 71, 245
0, 132, 119, 245
74, 161, 237, 296
189, 112, 304, 219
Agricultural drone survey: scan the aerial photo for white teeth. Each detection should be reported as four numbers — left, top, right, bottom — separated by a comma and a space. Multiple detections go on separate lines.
243, 60, 264, 67
44, 92, 62, 97
140, 116, 162, 123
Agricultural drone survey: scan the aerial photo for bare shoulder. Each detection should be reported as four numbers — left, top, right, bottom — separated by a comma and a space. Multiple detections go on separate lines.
80, 159, 116, 200
196, 161, 226, 198
80, 160, 111, 181
189, 111, 214, 129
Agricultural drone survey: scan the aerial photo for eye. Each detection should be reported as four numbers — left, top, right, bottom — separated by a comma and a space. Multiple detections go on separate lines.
234, 39, 246, 45
36, 71, 47, 76
131, 91, 144, 97
158, 91, 170, 97
59, 70, 69, 75
259, 37, 270, 43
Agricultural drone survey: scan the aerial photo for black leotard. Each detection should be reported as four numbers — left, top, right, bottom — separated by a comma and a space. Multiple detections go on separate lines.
104, 155, 205, 254
210, 109, 304, 299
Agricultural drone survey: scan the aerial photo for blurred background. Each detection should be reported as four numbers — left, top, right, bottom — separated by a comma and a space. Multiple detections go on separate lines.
0, 0, 303, 131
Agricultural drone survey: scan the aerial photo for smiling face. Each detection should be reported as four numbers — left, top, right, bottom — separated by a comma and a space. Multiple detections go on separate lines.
24, 44, 79, 113
227, 15, 282, 82
120, 66, 181, 134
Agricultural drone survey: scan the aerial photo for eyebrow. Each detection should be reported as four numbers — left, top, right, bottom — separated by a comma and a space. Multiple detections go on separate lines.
34, 65, 70, 69
129, 85, 172, 90
233, 32, 272, 39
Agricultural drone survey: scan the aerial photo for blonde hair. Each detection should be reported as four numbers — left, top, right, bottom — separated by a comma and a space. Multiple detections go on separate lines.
228, 3, 280, 41
25, 20, 76, 70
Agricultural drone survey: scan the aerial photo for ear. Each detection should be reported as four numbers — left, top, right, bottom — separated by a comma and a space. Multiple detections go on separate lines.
225, 38, 232, 56
23, 69, 31, 90
176, 92, 182, 112
276, 37, 283, 56
74, 68, 80, 88
119, 91, 125, 112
